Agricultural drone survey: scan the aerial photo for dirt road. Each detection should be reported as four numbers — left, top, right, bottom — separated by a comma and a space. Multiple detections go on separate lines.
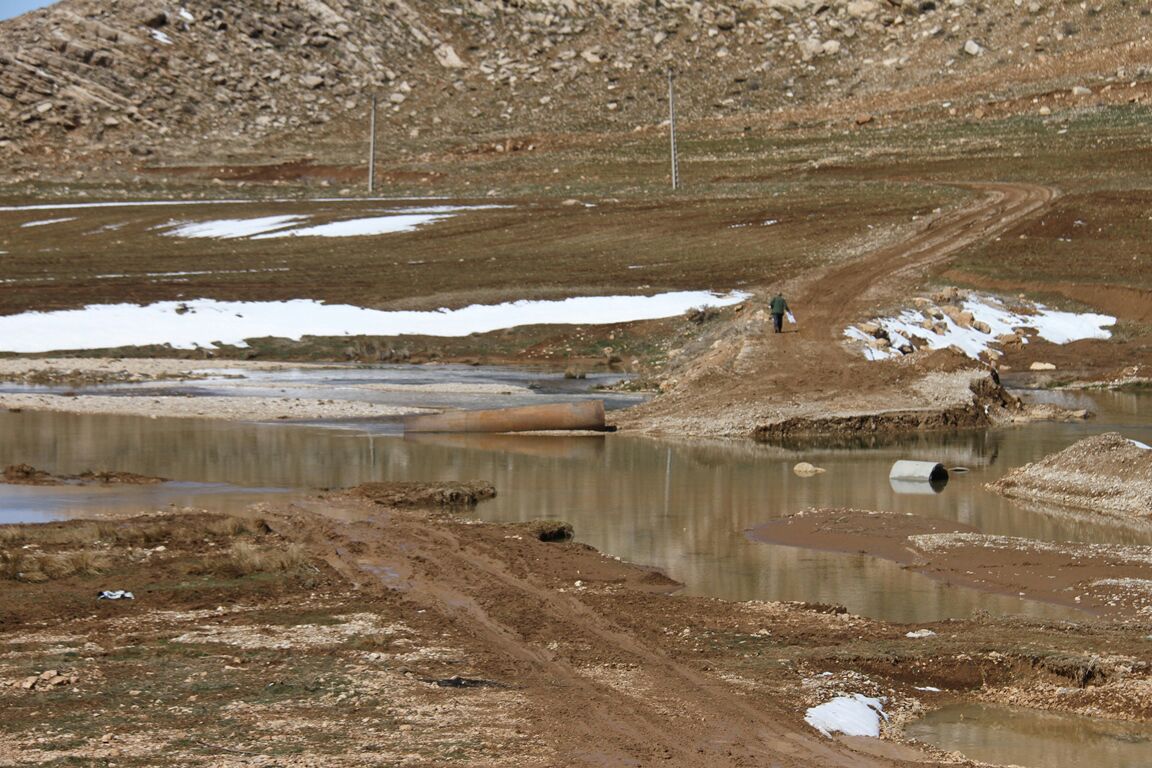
620, 182, 1059, 437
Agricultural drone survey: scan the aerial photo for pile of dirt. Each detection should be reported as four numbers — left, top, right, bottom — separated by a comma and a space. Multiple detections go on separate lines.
987, 432, 1152, 518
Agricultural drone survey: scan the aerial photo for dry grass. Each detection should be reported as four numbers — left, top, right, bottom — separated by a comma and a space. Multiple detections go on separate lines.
0, 515, 266, 548
0, 548, 110, 582
225, 541, 312, 577
0, 513, 280, 582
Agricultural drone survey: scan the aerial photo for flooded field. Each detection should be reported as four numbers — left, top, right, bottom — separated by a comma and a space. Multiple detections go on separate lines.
2, 367, 1149, 625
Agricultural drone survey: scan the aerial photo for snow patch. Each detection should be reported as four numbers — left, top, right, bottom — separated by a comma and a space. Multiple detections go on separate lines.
1130, 439, 1151, 451
149, 29, 173, 45
805, 694, 888, 738
0, 292, 749, 353
161, 215, 305, 239
845, 293, 1114, 361
251, 214, 449, 239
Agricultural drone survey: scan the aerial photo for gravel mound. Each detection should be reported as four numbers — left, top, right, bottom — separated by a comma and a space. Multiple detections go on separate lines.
987, 432, 1152, 517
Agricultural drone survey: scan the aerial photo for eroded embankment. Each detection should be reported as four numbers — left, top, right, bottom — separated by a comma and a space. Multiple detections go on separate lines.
752, 370, 1021, 441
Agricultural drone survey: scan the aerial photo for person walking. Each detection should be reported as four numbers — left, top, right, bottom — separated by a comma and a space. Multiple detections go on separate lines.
769, 292, 790, 334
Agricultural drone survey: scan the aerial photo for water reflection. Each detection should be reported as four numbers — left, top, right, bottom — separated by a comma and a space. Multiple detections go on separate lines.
1, 388, 1150, 623
906, 702, 1152, 768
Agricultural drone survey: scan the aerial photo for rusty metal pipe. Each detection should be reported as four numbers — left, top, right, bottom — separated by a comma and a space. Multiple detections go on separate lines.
403, 400, 608, 434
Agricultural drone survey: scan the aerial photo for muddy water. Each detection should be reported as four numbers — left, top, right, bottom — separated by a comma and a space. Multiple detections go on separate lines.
1, 386, 1150, 623
906, 702, 1152, 768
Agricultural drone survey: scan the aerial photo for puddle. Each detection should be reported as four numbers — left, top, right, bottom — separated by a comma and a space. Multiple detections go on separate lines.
906, 702, 1152, 768
0, 383, 1150, 622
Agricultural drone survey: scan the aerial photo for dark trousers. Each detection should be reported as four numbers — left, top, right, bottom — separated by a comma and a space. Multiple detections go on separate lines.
772, 313, 784, 333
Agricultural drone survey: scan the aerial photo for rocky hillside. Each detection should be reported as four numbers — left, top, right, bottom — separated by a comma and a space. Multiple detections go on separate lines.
1, 0, 1150, 172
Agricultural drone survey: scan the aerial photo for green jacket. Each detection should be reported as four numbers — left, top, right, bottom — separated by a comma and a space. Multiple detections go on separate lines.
769, 295, 789, 315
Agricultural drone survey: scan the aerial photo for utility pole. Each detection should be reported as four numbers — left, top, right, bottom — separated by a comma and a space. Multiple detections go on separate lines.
667, 68, 679, 191
368, 95, 377, 194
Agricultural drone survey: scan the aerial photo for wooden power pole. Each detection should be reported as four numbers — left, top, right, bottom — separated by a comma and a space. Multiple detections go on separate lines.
667, 68, 679, 190
368, 95, 377, 194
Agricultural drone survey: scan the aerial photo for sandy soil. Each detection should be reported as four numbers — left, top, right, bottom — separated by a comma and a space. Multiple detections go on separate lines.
2, 488, 1150, 767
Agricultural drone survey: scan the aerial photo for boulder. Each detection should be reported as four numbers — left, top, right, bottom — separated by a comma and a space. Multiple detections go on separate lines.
434, 44, 466, 69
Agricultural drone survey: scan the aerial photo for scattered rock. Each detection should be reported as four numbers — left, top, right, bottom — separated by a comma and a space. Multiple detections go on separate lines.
434, 44, 465, 69
1029, 361, 1057, 371
793, 462, 826, 477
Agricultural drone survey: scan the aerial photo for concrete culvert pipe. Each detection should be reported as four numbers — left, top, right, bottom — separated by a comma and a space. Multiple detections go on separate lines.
889, 460, 949, 483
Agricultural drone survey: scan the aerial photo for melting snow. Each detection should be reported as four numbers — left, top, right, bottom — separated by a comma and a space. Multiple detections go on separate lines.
1130, 440, 1152, 451
250, 214, 449, 239
21, 217, 77, 228
0, 292, 749, 353
845, 294, 1115, 361
150, 29, 173, 45
162, 215, 305, 239
805, 694, 888, 738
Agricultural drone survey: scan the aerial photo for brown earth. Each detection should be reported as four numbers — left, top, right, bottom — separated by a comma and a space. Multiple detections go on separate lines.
3, 489, 1151, 767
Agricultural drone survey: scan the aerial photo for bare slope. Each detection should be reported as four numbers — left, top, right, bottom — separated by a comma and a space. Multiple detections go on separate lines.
3, 0, 1152, 174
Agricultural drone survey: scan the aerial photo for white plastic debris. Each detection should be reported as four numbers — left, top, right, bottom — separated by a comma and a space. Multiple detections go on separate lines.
905, 629, 937, 639
804, 694, 888, 737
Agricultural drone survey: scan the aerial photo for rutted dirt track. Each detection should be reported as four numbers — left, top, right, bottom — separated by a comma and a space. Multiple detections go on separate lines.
301, 496, 905, 768
621, 182, 1059, 437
